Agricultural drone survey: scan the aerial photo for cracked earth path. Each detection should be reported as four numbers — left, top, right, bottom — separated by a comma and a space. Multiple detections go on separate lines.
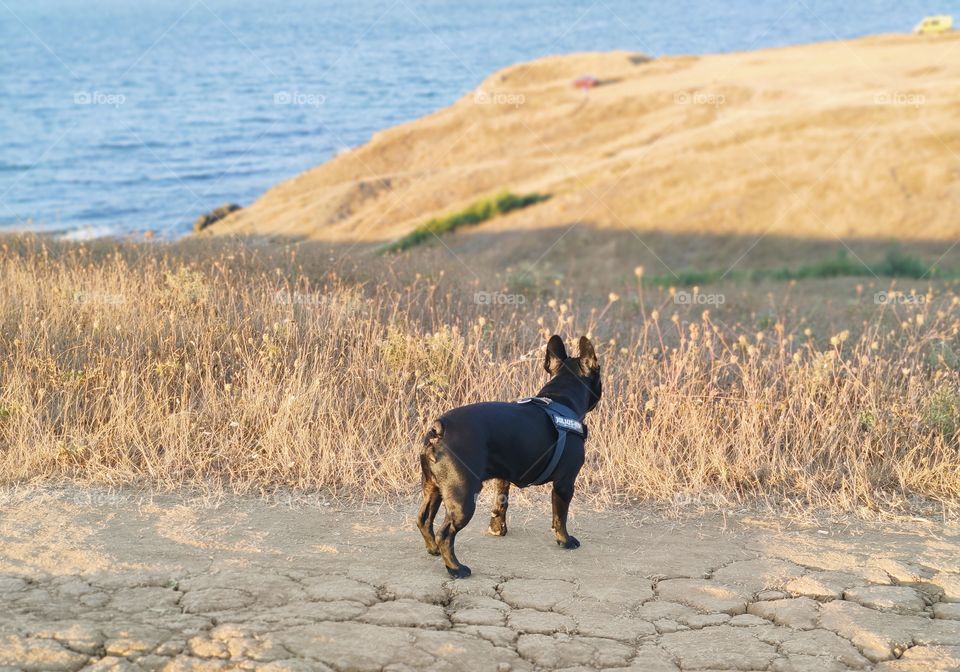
0, 490, 959, 671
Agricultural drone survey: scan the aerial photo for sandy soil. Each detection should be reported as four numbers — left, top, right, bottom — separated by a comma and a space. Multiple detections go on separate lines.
205, 33, 960, 254
1, 489, 959, 671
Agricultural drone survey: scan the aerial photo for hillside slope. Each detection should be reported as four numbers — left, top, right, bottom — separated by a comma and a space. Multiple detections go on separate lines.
205, 33, 960, 254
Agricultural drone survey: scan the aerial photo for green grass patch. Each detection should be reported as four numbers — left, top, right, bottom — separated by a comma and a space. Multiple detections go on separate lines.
924, 385, 960, 438
382, 191, 550, 253
644, 247, 946, 287
875, 246, 930, 278
768, 249, 867, 281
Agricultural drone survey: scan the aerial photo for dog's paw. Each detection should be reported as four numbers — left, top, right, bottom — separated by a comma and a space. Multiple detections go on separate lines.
425, 545, 441, 556
557, 536, 580, 550
446, 564, 472, 579
487, 519, 508, 536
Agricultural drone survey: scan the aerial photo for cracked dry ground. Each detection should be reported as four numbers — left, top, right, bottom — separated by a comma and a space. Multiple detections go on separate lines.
1, 494, 959, 672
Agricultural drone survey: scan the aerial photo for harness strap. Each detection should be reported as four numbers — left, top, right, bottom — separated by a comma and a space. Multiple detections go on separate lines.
515, 397, 587, 485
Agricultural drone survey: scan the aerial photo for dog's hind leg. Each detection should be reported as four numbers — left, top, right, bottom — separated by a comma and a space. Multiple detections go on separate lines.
487, 479, 510, 536
551, 478, 580, 549
417, 455, 442, 555
435, 481, 477, 578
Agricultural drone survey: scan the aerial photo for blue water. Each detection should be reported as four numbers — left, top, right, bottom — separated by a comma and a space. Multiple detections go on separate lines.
0, 0, 947, 239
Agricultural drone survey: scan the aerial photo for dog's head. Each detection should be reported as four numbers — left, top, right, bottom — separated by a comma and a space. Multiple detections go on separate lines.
543, 334, 602, 413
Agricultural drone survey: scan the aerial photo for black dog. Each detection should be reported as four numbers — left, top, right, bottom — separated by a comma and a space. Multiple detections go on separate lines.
417, 335, 602, 577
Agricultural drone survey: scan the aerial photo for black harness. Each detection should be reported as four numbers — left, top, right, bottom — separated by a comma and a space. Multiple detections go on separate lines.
515, 396, 588, 485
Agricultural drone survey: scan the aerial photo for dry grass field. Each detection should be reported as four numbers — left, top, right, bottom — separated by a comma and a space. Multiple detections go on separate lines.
2, 234, 958, 515
6, 35, 960, 516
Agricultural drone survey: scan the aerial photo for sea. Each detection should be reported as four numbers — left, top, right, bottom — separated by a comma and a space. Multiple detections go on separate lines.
0, 0, 944, 239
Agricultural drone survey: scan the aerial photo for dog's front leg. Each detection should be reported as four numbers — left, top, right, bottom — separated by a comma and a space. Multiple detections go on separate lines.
551, 479, 580, 549
487, 479, 510, 536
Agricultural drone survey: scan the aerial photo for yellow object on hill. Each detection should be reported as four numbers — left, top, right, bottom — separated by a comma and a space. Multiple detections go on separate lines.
914, 15, 953, 34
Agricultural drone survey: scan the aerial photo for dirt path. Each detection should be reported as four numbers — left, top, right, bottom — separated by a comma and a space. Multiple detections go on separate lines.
0, 490, 958, 671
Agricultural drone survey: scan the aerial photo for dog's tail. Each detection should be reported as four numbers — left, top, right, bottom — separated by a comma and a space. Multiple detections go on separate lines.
421, 419, 444, 464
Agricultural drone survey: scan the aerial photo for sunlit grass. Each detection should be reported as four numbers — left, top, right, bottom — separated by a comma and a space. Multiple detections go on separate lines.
0, 235, 958, 513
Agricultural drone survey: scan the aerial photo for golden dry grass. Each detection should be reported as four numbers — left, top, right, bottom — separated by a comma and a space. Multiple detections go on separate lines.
1, 235, 959, 514
206, 34, 960, 248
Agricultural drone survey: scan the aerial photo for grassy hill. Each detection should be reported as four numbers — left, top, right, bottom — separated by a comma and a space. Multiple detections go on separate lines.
202, 33, 960, 284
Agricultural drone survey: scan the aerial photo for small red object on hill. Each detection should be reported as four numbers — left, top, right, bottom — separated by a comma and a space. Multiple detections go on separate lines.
573, 76, 600, 90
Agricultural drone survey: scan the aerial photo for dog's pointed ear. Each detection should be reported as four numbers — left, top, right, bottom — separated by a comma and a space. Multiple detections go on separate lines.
544, 335, 567, 375
579, 335, 598, 373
